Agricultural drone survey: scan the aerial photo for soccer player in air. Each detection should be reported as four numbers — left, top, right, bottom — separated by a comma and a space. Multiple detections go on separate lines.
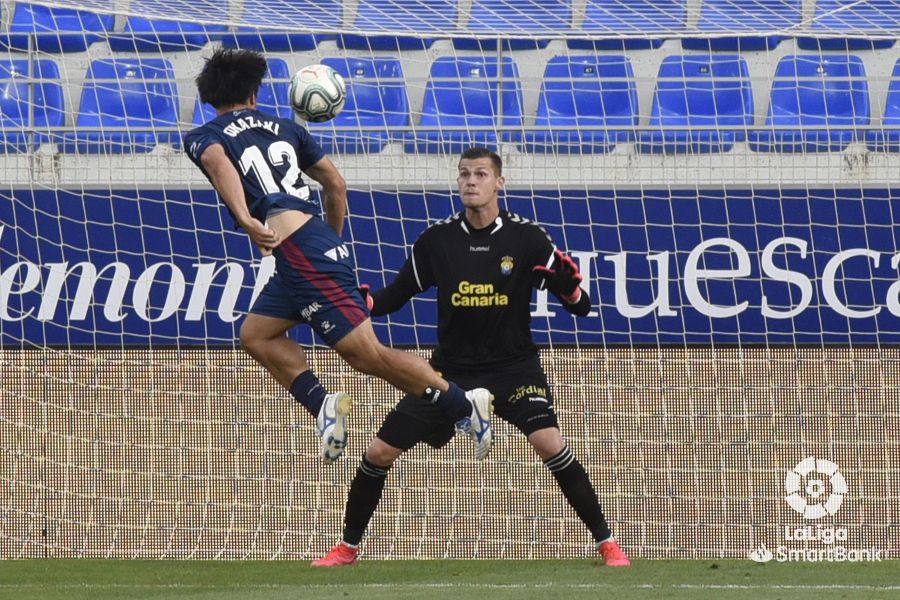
313, 147, 630, 568
183, 48, 493, 465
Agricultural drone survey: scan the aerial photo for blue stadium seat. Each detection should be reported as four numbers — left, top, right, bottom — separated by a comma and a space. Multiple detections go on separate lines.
406, 56, 523, 154
866, 59, 900, 152
304, 58, 409, 154
456, 0, 572, 50
799, 0, 899, 50
193, 98, 213, 126
682, 0, 801, 51
222, 0, 340, 51
2, 4, 114, 52
521, 55, 637, 154
256, 58, 293, 120
570, 0, 686, 50
108, 3, 229, 52
637, 55, 753, 154
338, 0, 456, 50
0, 60, 64, 153
749, 55, 869, 153
61, 59, 179, 154
192, 97, 215, 126
193, 58, 294, 125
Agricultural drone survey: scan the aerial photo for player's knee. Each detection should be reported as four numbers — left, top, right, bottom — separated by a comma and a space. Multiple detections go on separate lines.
528, 427, 566, 459
238, 327, 262, 358
365, 439, 402, 467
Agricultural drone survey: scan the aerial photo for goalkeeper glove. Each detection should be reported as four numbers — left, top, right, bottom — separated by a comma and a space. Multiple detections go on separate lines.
533, 249, 583, 304
358, 283, 374, 311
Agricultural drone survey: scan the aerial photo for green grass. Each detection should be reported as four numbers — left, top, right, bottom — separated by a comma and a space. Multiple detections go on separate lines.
1, 559, 898, 600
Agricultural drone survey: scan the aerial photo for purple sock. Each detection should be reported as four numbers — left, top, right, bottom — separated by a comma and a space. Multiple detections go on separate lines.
290, 370, 327, 418
422, 381, 470, 421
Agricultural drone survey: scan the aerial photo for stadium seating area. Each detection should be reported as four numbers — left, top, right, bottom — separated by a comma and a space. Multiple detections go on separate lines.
637, 54, 754, 154
521, 55, 638, 154
1, 1, 900, 154
57, 57, 180, 153
0, 58, 64, 152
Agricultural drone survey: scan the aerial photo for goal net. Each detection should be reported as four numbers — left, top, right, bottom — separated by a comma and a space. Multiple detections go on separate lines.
1, 0, 898, 560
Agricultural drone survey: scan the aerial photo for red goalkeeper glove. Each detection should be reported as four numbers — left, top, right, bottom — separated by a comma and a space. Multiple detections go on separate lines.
358, 283, 374, 311
533, 249, 583, 303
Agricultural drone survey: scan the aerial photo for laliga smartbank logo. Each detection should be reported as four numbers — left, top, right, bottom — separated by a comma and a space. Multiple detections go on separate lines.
747, 456, 883, 563
784, 456, 847, 519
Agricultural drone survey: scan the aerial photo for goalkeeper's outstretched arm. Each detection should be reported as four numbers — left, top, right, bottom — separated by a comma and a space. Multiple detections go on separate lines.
362, 257, 422, 317
534, 249, 591, 317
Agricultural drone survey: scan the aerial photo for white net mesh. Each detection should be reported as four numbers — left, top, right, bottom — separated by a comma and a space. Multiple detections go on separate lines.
1, 0, 899, 560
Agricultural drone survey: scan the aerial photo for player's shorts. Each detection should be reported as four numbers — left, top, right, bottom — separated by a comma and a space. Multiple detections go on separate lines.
376, 355, 558, 451
249, 216, 369, 347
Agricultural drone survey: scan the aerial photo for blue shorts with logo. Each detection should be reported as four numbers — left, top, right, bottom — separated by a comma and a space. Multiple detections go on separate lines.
249, 216, 369, 346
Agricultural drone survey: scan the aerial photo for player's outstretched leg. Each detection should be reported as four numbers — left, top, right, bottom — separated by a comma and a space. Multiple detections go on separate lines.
333, 320, 496, 459
598, 538, 631, 567
311, 541, 358, 567
455, 388, 494, 461
316, 392, 353, 463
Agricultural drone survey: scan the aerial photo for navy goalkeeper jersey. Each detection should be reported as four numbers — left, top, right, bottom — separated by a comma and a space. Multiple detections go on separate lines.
183, 108, 325, 227
373, 210, 559, 371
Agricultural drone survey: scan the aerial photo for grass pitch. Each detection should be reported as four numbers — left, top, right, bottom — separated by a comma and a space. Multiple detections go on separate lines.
1, 559, 897, 600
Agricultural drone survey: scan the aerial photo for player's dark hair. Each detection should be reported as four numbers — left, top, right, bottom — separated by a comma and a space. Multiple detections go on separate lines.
460, 147, 502, 176
196, 47, 268, 108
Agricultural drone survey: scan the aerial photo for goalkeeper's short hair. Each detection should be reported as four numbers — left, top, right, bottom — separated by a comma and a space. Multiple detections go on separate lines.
460, 147, 502, 176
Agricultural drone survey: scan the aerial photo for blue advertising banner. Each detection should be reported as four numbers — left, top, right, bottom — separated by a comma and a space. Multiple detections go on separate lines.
1, 188, 899, 346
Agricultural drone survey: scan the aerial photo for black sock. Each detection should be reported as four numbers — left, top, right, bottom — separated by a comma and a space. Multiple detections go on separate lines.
289, 370, 326, 418
421, 381, 470, 421
342, 455, 390, 546
544, 445, 612, 543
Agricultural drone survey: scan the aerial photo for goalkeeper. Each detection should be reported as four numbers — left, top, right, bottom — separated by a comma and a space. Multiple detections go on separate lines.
183, 48, 493, 466
313, 147, 630, 567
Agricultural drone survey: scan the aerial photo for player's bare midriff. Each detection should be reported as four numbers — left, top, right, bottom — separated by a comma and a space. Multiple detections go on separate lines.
268, 209, 313, 243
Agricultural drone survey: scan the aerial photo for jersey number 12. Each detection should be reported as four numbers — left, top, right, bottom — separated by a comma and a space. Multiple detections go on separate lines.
239, 141, 309, 199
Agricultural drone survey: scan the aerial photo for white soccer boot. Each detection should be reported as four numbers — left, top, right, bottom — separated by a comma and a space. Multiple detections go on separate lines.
456, 388, 494, 461
316, 392, 353, 463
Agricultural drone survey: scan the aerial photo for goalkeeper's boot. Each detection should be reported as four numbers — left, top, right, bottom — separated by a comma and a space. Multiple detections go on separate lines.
598, 539, 631, 567
456, 388, 494, 461
316, 392, 353, 463
311, 542, 358, 567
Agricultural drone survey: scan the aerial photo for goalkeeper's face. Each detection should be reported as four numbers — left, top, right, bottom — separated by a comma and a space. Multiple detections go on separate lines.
457, 157, 505, 211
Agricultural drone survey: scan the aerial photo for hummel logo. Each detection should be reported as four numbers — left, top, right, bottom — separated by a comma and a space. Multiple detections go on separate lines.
325, 244, 350, 261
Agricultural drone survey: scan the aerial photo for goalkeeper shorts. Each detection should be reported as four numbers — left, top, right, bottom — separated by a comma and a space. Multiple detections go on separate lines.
377, 355, 558, 451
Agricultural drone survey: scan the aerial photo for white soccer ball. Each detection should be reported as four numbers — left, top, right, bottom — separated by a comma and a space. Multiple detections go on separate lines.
289, 64, 346, 122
